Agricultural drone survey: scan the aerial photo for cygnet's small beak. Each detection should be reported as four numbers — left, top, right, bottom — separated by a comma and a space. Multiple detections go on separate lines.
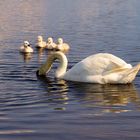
28, 43, 32, 46
36, 70, 39, 76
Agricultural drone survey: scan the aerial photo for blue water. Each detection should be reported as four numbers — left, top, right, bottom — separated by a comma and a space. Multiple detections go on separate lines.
0, 0, 140, 139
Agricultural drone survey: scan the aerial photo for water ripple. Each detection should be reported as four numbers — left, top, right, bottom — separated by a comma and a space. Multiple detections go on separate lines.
0, 0, 140, 139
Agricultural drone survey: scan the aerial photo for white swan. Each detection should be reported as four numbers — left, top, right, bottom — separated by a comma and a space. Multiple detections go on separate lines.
56, 38, 70, 52
36, 36, 46, 48
37, 51, 140, 84
46, 37, 57, 50
20, 41, 33, 53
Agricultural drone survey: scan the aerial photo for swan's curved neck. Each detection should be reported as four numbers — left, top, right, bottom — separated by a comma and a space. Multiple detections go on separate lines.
38, 52, 68, 78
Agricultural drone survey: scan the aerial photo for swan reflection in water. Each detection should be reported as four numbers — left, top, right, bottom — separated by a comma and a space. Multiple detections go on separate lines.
70, 83, 140, 114
37, 76, 69, 111
37, 75, 140, 114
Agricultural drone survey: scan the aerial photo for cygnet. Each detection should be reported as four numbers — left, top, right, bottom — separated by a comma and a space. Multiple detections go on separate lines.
56, 38, 70, 52
46, 37, 57, 50
20, 41, 33, 53
36, 36, 46, 48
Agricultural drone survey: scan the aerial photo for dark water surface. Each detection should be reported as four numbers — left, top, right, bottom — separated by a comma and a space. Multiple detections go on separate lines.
0, 0, 140, 139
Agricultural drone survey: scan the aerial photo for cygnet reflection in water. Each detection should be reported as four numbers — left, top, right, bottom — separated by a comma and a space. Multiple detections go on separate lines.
20, 53, 33, 63
36, 47, 46, 62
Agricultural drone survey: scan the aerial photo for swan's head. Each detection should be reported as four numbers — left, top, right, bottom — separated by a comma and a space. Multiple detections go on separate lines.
37, 36, 43, 42
58, 38, 63, 44
47, 37, 53, 44
24, 41, 30, 47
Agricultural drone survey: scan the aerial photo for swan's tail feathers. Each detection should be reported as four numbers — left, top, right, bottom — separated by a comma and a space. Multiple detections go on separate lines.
121, 63, 140, 83
103, 63, 140, 84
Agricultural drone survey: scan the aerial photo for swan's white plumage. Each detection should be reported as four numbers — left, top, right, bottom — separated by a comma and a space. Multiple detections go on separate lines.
38, 52, 140, 84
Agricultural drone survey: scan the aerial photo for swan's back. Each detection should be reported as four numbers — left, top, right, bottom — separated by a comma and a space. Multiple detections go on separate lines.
64, 53, 132, 79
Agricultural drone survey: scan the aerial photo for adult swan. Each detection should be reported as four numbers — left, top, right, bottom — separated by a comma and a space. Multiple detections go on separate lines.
37, 51, 140, 84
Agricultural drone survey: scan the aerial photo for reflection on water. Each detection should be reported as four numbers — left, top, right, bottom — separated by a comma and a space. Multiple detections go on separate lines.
36, 48, 46, 62
69, 83, 140, 114
37, 76, 69, 111
37, 76, 140, 114
20, 53, 33, 63
0, 0, 140, 139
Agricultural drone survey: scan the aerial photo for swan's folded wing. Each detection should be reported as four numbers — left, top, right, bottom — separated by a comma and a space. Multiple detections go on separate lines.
110, 60, 132, 68
102, 67, 129, 76
103, 59, 132, 74
103, 63, 139, 76
110, 60, 125, 68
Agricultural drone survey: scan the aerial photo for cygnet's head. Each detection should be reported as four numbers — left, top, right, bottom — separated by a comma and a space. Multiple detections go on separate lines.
24, 41, 30, 47
37, 36, 43, 42
47, 37, 53, 44
57, 38, 63, 44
